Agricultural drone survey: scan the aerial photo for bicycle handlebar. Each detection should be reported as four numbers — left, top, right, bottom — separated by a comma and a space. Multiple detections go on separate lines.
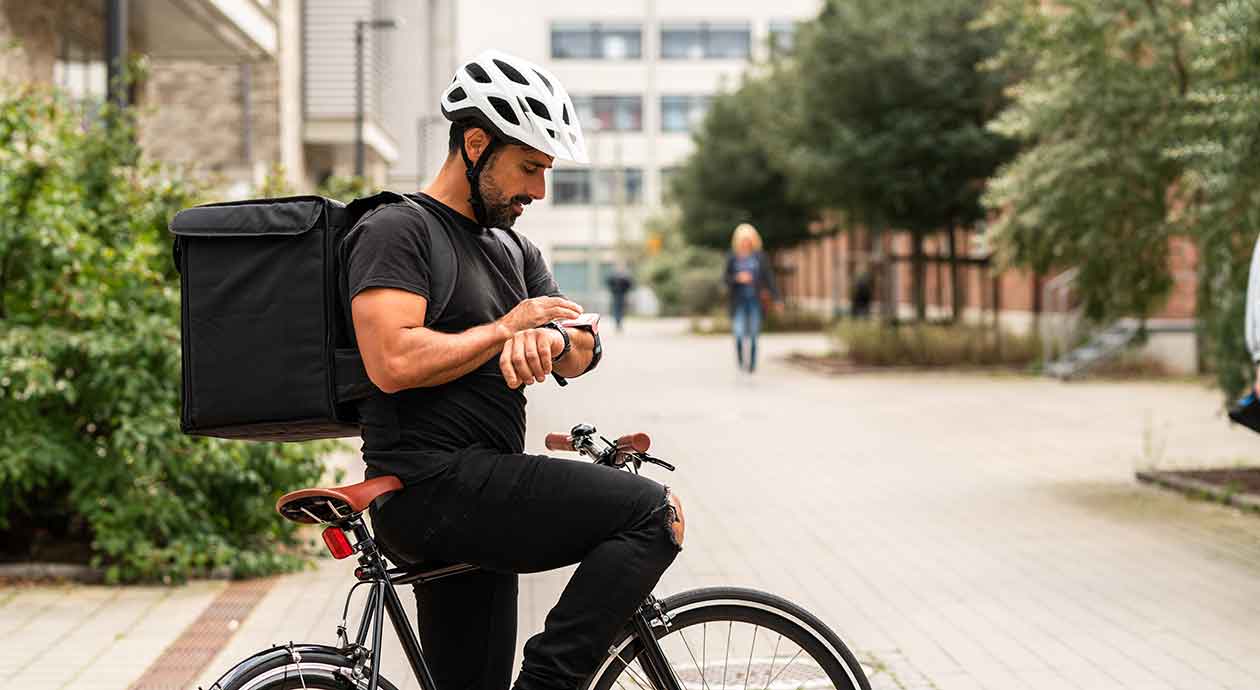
545, 433, 575, 451
614, 433, 650, 454
544, 431, 651, 454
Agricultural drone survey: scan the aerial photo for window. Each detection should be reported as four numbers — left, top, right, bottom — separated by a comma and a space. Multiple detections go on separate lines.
53, 39, 107, 106
551, 23, 642, 59
553, 169, 591, 205
661, 22, 751, 59
769, 20, 797, 56
572, 95, 642, 132
661, 95, 712, 133
660, 166, 681, 202
551, 169, 644, 205
552, 260, 616, 293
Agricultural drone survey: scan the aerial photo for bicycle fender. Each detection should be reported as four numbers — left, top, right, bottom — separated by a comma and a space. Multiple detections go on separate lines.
202, 643, 351, 690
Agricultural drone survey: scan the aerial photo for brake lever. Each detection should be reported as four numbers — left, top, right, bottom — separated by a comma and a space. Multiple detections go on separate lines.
638, 453, 676, 472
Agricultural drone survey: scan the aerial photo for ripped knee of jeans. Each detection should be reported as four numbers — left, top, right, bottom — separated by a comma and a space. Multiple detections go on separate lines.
660, 487, 685, 549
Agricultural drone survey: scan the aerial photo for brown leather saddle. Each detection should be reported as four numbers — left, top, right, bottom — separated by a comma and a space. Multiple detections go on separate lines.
276, 475, 403, 524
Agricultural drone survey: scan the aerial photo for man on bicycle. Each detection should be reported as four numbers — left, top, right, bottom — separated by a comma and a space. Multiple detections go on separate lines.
345, 49, 684, 690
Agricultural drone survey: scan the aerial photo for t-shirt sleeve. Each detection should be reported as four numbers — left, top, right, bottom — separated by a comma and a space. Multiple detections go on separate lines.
520, 235, 563, 298
345, 205, 433, 301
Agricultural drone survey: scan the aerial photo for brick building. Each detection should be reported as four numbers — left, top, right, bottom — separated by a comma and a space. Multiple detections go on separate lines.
774, 226, 1200, 373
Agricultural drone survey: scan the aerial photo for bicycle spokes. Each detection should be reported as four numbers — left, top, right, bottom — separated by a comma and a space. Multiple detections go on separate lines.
613, 621, 839, 690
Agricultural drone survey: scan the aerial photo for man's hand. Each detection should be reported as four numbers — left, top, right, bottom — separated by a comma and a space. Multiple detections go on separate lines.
497, 297, 583, 335
500, 328, 565, 388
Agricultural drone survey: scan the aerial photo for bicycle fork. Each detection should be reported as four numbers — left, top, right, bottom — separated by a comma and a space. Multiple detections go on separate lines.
625, 596, 686, 690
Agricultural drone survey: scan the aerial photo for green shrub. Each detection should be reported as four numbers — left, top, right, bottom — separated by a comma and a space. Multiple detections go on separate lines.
639, 216, 727, 316
0, 83, 329, 583
693, 308, 831, 334
831, 321, 1040, 368
316, 174, 372, 203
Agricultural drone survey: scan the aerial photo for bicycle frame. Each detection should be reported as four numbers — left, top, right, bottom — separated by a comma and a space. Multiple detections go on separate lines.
339, 515, 685, 690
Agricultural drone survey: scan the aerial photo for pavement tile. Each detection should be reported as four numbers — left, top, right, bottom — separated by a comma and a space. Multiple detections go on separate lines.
14, 321, 1260, 689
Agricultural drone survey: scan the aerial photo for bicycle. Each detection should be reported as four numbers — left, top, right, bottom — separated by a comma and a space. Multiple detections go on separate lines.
204, 424, 872, 690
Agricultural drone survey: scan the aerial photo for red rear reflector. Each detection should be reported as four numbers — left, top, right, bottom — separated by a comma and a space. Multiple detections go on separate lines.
322, 526, 354, 559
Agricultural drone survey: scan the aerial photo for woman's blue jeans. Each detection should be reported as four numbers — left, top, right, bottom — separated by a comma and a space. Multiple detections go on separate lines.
732, 296, 763, 371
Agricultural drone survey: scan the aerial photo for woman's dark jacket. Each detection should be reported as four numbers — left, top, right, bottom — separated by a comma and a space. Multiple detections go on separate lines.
723, 250, 780, 313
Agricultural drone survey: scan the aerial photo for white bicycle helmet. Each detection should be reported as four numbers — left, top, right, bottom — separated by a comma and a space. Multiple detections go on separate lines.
442, 49, 589, 165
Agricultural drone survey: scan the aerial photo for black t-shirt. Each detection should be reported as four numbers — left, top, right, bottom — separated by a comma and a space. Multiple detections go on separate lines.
345, 193, 561, 480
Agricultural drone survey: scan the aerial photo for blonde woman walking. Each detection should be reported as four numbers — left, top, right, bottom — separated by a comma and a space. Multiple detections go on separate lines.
723, 223, 781, 373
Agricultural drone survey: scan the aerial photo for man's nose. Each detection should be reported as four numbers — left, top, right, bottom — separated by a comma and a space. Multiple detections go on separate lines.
528, 176, 546, 201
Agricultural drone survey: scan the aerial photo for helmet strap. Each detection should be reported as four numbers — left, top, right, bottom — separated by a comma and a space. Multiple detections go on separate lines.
460, 134, 499, 228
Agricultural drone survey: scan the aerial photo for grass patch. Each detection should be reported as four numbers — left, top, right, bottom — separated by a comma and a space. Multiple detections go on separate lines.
690, 309, 832, 335
831, 320, 1041, 368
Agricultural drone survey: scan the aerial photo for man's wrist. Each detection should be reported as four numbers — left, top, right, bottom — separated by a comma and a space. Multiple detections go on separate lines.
538, 322, 570, 361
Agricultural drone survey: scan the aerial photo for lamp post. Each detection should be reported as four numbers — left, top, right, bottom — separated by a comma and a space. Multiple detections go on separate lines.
586, 120, 602, 310
355, 18, 399, 178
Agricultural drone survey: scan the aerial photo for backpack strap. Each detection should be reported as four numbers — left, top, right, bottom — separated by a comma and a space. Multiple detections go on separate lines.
490, 227, 527, 297
339, 191, 459, 330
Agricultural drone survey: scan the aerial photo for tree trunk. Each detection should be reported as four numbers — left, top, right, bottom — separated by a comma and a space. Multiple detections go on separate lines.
946, 223, 961, 322
912, 230, 926, 321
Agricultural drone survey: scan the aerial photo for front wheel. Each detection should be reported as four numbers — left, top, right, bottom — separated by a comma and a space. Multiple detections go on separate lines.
590, 587, 870, 690
206, 643, 400, 690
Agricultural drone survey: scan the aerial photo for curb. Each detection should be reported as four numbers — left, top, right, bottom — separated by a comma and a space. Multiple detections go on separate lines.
1135, 470, 1260, 513
0, 562, 105, 583
0, 562, 237, 584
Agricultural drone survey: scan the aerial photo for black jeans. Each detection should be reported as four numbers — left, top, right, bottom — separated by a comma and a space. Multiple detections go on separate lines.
368, 447, 681, 690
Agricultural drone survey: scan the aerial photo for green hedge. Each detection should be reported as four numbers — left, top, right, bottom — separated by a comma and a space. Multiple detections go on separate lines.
0, 83, 329, 583
831, 321, 1040, 368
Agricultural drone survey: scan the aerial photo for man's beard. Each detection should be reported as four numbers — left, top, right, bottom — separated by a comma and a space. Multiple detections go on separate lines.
478, 172, 530, 230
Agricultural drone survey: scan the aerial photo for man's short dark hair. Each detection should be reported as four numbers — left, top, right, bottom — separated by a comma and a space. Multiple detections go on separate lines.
448, 121, 467, 154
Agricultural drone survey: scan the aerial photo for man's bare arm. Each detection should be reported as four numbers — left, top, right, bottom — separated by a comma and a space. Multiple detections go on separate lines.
353, 288, 583, 394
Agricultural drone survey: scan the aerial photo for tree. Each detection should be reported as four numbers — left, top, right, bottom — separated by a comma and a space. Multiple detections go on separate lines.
0, 83, 329, 582
980, 0, 1202, 325
1172, 0, 1260, 399
670, 69, 816, 252
787, 0, 1015, 321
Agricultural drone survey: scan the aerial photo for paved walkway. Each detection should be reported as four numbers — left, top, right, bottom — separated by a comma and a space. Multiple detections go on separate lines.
5, 319, 1260, 689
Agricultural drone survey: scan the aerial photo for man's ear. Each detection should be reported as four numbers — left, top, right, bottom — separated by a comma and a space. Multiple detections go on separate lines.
463, 127, 492, 164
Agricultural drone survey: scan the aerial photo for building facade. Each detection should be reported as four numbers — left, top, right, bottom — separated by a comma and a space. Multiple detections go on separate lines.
436, 0, 821, 310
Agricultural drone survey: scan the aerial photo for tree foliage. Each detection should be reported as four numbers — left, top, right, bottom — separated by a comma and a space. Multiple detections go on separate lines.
1173, 0, 1260, 398
790, 0, 1013, 234
670, 71, 815, 252
670, 0, 1013, 318
0, 83, 328, 582
980, 0, 1202, 323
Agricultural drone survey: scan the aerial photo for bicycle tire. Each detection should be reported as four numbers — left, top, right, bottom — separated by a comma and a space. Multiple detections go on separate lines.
206, 643, 400, 690
589, 587, 870, 690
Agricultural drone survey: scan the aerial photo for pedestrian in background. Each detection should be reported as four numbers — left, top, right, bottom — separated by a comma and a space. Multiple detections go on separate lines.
724, 223, 780, 373
606, 264, 634, 332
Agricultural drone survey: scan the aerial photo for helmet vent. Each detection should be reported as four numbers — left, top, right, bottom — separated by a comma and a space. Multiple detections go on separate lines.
493, 59, 530, 85
534, 69, 555, 94
561, 103, 570, 125
525, 97, 551, 121
465, 62, 492, 83
547, 128, 557, 138
447, 87, 467, 103
487, 96, 520, 126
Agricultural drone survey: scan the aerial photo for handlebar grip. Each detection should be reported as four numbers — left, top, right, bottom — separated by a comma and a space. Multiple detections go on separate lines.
545, 433, 576, 452
615, 433, 650, 454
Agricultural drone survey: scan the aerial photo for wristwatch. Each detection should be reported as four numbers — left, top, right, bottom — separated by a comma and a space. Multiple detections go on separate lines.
539, 321, 571, 362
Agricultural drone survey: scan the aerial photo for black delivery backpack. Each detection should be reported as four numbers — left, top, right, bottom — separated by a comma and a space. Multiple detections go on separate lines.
169, 192, 460, 442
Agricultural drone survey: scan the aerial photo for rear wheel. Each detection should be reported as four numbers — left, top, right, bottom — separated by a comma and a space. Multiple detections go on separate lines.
590, 588, 870, 690
208, 644, 399, 690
